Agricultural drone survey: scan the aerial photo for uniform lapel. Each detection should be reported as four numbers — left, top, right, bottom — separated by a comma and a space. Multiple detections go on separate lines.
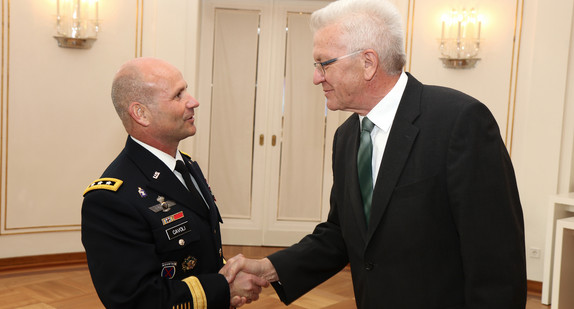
124, 138, 210, 220
182, 155, 223, 227
365, 74, 422, 244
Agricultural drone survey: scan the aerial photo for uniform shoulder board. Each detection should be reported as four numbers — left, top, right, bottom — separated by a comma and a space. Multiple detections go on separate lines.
83, 178, 123, 196
180, 151, 192, 160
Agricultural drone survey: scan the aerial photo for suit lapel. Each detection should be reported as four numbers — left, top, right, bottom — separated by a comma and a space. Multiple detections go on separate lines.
344, 115, 369, 237
365, 73, 422, 244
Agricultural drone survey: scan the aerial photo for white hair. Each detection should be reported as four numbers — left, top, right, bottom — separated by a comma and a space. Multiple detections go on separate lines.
311, 0, 406, 75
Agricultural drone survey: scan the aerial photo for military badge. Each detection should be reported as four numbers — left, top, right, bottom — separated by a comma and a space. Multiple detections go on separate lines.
148, 196, 176, 213
138, 187, 147, 198
182, 256, 197, 272
161, 261, 177, 279
162, 211, 184, 225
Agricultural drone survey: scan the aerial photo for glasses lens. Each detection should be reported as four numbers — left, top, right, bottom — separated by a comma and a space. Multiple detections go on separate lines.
314, 62, 325, 75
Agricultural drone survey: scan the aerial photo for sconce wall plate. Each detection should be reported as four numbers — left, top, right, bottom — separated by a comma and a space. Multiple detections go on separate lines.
54, 36, 97, 49
440, 57, 481, 69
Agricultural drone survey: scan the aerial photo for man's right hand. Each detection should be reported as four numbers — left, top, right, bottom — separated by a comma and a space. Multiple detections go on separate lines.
221, 254, 279, 307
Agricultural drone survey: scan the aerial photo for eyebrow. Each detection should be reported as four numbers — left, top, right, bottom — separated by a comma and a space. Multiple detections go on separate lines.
173, 83, 188, 97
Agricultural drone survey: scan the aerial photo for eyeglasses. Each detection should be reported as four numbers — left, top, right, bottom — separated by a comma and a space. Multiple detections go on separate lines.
313, 50, 363, 76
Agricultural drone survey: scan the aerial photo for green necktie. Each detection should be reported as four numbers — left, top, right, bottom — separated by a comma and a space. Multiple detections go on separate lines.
357, 117, 374, 226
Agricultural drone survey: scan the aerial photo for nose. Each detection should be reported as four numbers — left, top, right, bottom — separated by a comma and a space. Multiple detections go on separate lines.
186, 93, 200, 109
313, 68, 325, 85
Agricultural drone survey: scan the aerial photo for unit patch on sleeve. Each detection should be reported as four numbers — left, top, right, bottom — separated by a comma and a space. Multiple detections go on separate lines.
83, 178, 123, 196
161, 261, 177, 279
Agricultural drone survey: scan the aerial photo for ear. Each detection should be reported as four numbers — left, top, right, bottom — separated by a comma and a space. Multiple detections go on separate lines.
128, 102, 151, 127
363, 49, 379, 81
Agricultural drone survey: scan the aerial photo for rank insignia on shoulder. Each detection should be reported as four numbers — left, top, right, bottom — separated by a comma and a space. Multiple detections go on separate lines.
83, 178, 123, 196
180, 151, 192, 160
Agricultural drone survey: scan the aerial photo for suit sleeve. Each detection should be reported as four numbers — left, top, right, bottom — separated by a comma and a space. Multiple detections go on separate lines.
82, 190, 229, 309
446, 101, 527, 308
267, 130, 350, 305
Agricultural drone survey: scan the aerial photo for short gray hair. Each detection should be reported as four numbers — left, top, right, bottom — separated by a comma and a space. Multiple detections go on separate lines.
310, 0, 406, 75
110, 64, 155, 125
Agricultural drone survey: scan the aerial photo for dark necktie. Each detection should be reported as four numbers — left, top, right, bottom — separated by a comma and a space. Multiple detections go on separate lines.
176, 160, 213, 221
175, 160, 202, 200
357, 117, 374, 226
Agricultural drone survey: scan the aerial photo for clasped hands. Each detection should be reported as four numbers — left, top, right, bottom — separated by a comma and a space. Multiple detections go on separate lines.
219, 254, 279, 308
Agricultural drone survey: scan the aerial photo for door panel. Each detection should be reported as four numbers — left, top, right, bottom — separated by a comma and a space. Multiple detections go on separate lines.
209, 8, 261, 219
198, 0, 337, 246
277, 12, 327, 222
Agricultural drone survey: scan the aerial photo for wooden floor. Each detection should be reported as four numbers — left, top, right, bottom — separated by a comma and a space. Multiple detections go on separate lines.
0, 246, 551, 309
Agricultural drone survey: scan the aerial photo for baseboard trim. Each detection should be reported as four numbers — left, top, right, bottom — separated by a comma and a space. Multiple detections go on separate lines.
0, 252, 87, 272
527, 279, 542, 295
0, 251, 546, 297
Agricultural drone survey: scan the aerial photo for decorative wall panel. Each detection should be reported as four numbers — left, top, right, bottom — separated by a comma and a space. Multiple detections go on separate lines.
1, 0, 139, 234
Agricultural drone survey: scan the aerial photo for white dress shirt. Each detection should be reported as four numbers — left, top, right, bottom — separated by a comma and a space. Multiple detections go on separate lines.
359, 71, 408, 187
131, 136, 208, 207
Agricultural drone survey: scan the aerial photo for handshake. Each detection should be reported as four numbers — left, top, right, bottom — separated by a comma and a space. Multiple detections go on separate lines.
219, 254, 280, 308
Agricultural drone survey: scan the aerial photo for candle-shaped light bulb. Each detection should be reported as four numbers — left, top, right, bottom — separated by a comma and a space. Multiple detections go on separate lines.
477, 15, 483, 41
440, 15, 447, 43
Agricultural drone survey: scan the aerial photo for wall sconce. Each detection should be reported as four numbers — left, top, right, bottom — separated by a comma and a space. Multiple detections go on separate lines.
439, 8, 483, 69
54, 0, 100, 49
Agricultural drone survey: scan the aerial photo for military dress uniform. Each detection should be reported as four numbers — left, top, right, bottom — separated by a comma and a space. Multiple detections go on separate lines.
82, 137, 229, 309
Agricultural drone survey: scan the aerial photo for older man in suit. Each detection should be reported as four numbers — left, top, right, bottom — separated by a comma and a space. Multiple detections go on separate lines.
81, 57, 267, 308
220, 0, 527, 308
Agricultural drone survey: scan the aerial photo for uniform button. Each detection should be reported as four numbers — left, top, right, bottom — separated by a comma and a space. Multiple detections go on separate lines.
213, 229, 217, 234
219, 248, 222, 257
179, 239, 185, 246
365, 262, 374, 271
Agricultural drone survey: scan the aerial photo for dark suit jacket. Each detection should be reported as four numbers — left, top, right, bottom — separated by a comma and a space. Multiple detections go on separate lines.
268, 73, 527, 308
82, 137, 228, 308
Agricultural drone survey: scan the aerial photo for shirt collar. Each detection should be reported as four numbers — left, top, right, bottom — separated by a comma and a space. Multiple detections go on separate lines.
130, 136, 184, 171
360, 71, 408, 132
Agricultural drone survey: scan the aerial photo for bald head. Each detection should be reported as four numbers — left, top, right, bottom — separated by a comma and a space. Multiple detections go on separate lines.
109, 57, 198, 155
111, 57, 178, 131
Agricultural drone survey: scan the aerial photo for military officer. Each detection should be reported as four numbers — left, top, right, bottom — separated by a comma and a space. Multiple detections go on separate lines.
81, 57, 267, 308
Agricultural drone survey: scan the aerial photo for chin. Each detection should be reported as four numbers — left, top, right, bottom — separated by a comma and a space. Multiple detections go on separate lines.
186, 123, 197, 135
326, 101, 341, 112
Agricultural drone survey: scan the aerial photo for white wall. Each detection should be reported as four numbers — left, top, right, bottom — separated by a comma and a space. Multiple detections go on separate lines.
512, 0, 574, 281
0, 0, 201, 257
0, 0, 572, 285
